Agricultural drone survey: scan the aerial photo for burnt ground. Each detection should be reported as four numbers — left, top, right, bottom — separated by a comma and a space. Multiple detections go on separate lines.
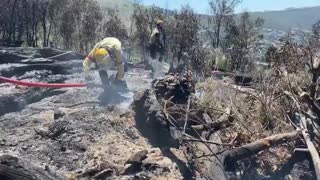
0, 48, 184, 179
1, 48, 313, 180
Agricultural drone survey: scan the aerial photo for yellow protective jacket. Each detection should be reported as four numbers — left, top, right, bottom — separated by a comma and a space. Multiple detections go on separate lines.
83, 37, 124, 80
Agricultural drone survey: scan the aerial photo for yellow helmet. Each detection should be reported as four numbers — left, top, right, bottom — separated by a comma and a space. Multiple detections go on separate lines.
156, 20, 164, 26
94, 48, 108, 58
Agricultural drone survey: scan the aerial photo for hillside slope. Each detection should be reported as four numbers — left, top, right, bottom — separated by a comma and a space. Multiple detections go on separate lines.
97, 0, 134, 28
251, 6, 320, 31
96, 0, 320, 31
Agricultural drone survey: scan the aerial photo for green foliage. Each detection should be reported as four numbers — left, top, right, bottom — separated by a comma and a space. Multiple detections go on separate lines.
130, 2, 166, 61
271, 38, 310, 74
58, 0, 102, 53
131, 3, 150, 59
208, 0, 241, 48
171, 5, 200, 64
147, 6, 164, 32
223, 12, 264, 71
0, 0, 103, 52
214, 49, 229, 71
265, 45, 278, 64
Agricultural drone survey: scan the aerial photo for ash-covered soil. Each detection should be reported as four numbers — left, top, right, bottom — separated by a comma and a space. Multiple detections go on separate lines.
0, 47, 184, 180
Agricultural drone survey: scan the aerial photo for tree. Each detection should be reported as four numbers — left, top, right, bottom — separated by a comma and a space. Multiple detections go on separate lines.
132, 2, 150, 61
59, 5, 76, 49
56, 0, 102, 52
171, 5, 200, 65
38, 0, 50, 47
46, 0, 65, 47
208, 0, 241, 48
102, 9, 128, 42
30, 0, 41, 47
0, 0, 103, 51
265, 45, 278, 64
77, 0, 102, 53
312, 20, 320, 39
0, 0, 37, 46
309, 20, 320, 49
147, 5, 164, 33
223, 12, 264, 70
0, 0, 65, 47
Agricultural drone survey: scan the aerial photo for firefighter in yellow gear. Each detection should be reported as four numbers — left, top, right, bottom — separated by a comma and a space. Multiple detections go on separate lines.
83, 37, 127, 88
149, 20, 166, 62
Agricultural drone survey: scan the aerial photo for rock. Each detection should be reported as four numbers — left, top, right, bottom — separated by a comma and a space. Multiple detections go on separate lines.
0, 139, 5, 145
54, 109, 66, 120
142, 163, 170, 174
125, 128, 140, 140
132, 90, 167, 129
168, 148, 188, 164
313, 53, 320, 70
142, 148, 173, 168
0, 155, 63, 180
125, 150, 148, 165
34, 121, 67, 139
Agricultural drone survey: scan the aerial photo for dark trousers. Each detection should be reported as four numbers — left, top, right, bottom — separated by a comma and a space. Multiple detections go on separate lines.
149, 44, 164, 61
99, 70, 109, 86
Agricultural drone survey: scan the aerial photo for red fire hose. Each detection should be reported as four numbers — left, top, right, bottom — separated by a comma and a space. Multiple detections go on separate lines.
0, 76, 86, 88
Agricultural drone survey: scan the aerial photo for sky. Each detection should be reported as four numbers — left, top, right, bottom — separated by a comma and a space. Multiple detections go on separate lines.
141, 0, 320, 14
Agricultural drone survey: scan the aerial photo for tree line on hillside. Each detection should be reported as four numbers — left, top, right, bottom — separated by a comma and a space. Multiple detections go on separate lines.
130, 0, 266, 74
2, 0, 320, 75
0, 0, 121, 54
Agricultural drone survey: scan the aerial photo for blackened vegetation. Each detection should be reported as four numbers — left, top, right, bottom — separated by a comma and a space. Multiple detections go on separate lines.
133, 72, 318, 180
34, 121, 68, 140
152, 73, 195, 104
0, 88, 66, 116
0, 155, 62, 180
134, 73, 226, 179
0, 47, 84, 116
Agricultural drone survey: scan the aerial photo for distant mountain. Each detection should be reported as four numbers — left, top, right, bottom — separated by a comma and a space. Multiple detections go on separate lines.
250, 6, 320, 31
96, 0, 320, 31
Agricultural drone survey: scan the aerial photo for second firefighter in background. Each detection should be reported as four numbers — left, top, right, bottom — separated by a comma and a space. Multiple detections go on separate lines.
149, 20, 166, 62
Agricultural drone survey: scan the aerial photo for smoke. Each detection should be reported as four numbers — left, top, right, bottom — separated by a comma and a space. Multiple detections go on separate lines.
118, 91, 135, 110
86, 63, 153, 107
146, 57, 170, 79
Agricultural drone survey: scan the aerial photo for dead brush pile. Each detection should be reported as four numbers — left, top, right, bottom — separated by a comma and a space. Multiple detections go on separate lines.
196, 77, 297, 177
193, 41, 320, 179
136, 41, 320, 179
